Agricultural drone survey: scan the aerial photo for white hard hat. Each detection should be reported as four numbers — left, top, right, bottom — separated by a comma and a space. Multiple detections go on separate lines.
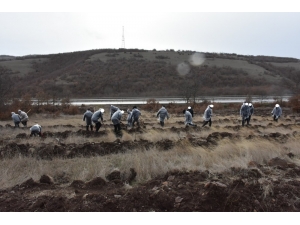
275, 104, 279, 107
188, 106, 191, 109
249, 103, 252, 106
120, 110, 124, 114
209, 104, 214, 108
100, 108, 105, 113
245, 103, 249, 106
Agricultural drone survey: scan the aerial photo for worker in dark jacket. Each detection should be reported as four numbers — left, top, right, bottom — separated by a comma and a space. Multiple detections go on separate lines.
202, 105, 214, 127
187, 106, 194, 117
83, 108, 94, 131
271, 104, 282, 122
240, 103, 250, 126
247, 103, 254, 125
129, 106, 141, 127
91, 108, 104, 132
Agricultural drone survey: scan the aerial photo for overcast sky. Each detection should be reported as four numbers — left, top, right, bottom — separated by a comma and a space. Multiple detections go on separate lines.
1, 1, 300, 58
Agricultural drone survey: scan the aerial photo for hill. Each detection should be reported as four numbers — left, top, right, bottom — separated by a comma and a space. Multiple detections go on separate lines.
0, 48, 300, 100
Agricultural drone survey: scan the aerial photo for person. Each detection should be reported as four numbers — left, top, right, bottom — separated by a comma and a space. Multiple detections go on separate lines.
202, 104, 214, 127
18, 109, 29, 127
130, 106, 141, 127
271, 104, 282, 122
110, 105, 120, 119
183, 109, 196, 127
247, 103, 254, 125
187, 106, 194, 117
11, 112, 21, 128
83, 108, 94, 131
127, 109, 132, 128
156, 105, 169, 127
240, 102, 250, 126
91, 108, 105, 132
111, 109, 124, 133
30, 124, 42, 137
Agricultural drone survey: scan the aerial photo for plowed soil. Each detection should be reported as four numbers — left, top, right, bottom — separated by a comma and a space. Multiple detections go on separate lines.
1, 107, 300, 211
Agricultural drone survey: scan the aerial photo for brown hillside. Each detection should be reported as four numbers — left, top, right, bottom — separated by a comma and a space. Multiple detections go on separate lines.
0, 49, 299, 99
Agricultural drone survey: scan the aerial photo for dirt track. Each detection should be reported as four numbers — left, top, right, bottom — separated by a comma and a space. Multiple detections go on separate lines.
1, 108, 300, 211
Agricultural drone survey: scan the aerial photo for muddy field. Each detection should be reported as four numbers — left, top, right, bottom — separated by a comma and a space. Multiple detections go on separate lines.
1, 107, 300, 212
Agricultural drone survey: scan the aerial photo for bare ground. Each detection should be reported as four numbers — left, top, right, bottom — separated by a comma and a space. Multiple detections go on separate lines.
1, 108, 300, 211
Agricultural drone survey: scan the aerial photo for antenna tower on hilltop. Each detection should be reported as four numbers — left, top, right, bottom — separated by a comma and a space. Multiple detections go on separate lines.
121, 26, 125, 48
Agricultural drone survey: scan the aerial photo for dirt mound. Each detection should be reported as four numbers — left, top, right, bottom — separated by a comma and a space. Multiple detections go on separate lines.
206, 132, 235, 145
156, 139, 174, 150
1, 157, 300, 211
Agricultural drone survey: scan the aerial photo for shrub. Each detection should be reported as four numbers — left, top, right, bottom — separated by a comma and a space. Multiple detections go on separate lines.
288, 94, 300, 113
141, 99, 160, 112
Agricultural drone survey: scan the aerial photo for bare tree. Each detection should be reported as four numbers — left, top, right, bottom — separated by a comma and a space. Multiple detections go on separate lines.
179, 79, 193, 104
181, 71, 204, 105
190, 75, 202, 104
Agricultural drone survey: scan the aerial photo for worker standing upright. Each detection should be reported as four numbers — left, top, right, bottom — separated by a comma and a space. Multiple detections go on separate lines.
240, 103, 250, 127
156, 105, 169, 127
247, 103, 254, 125
187, 106, 194, 117
83, 108, 94, 131
202, 105, 214, 127
130, 106, 141, 127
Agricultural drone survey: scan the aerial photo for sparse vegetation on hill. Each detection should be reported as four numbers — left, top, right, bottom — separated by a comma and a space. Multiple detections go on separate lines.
0, 48, 300, 102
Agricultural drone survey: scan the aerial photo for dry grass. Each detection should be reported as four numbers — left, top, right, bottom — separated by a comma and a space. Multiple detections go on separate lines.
1, 111, 300, 189
0, 137, 298, 189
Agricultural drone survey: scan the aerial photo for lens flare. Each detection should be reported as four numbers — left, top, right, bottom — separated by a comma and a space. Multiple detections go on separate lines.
177, 62, 190, 76
189, 52, 205, 66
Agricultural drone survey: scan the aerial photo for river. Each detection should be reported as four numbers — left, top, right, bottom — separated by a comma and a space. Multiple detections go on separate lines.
69, 96, 291, 106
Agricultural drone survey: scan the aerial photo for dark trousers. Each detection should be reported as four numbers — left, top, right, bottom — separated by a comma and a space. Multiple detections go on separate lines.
242, 116, 248, 126
86, 125, 93, 131
160, 121, 164, 127
114, 124, 121, 132
21, 121, 27, 127
14, 122, 20, 128
202, 119, 212, 127
247, 115, 252, 125
132, 119, 140, 127
273, 115, 278, 122
95, 122, 101, 132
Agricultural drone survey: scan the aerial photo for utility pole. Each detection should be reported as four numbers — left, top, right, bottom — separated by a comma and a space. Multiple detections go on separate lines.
121, 26, 125, 49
